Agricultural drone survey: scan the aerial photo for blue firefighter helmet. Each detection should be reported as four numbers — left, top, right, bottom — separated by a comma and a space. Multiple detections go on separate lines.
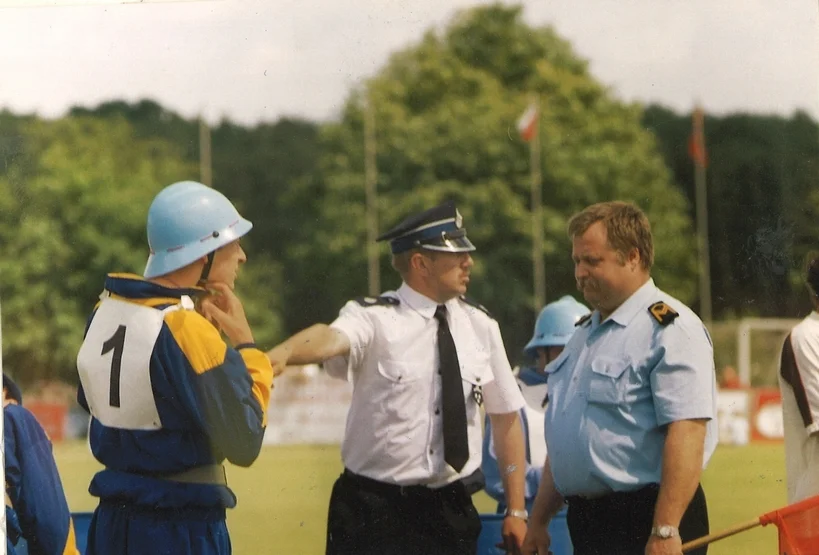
523, 295, 590, 358
143, 181, 252, 279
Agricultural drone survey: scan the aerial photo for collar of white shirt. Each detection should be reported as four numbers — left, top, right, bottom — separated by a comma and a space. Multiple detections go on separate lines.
397, 282, 456, 320
603, 278, 658, 327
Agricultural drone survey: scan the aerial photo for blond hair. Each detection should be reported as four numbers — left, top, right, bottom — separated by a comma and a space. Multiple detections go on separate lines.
567, 201, 654, 270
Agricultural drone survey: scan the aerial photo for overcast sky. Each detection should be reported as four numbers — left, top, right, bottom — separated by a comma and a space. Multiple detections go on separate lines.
0, 0, 817, 125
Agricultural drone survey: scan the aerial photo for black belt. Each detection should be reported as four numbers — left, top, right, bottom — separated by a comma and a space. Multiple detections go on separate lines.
565, 483, 660, 506
342, 468, 483, 497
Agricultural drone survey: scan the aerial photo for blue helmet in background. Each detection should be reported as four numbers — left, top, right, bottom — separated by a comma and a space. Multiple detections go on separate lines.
523, 295, 590, 358
143, 181, 253, 279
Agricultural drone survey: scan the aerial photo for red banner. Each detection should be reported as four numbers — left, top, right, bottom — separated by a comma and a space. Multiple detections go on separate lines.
25, 401, 67, 442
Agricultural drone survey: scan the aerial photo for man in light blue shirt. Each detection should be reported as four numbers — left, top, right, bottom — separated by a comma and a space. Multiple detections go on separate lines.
522, 201, 717, 555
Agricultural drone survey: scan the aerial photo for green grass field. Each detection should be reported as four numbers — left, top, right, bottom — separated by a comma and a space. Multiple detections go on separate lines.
55, 441, 787, 554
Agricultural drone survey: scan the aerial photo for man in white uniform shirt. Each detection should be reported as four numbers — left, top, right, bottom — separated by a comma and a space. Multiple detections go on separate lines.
268, 201, 528, 555
779, 254, 819, 503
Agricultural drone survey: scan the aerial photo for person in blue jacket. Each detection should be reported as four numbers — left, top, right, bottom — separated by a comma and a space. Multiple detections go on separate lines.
4, 373, 80, 555
482, 295, 590, 510
75, 181, 275, 555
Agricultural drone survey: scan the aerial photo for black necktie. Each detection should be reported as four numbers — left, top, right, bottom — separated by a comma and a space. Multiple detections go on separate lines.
434, 304, 469, 472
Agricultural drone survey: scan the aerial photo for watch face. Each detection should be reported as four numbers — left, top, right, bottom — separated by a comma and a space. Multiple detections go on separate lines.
658, 526, 675, 538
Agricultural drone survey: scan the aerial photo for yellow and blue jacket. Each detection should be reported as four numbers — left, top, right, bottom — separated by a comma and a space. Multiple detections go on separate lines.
76, 273, 274, 514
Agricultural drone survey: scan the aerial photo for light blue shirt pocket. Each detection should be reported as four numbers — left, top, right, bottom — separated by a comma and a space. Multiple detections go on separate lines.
588, 357, 631, 405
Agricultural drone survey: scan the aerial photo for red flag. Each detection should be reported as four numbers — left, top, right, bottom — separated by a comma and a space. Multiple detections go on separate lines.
688, 105, 708, 168
517, 103, 538, 142
760, 494, 819, 554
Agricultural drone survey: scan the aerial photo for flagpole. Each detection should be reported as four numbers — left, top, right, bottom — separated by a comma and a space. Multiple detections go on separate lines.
530, 95, 545, 312
364, 89, 381, 296
199, 116, 212, 187
692, 104, 712, 325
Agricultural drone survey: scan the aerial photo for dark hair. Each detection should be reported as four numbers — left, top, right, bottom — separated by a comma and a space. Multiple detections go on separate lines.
807, 253, 819, 297
3, 374, 22, 404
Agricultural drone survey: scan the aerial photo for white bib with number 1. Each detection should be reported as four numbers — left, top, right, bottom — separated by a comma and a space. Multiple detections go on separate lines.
77, 295, 191, 430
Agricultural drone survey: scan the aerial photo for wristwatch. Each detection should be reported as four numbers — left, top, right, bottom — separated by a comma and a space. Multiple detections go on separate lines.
651, 525, 679, 539
505, 508, 529, 522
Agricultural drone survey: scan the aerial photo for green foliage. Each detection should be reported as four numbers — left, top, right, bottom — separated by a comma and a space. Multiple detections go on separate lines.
0, 116, 193, 379
209, 119, 321, 339
643, 105, 819, 318
0, 115, 284, 382
70, 99, 199, 160
4, 3, 815, 379
70, 100, 321, 341
306, 3, 697, 359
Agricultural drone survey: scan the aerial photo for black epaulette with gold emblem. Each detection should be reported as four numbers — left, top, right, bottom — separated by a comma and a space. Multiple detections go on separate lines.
354, 296, 400, 308
459, 296, 494, 319
648, 301, 678, 326
575, 313, 592, 327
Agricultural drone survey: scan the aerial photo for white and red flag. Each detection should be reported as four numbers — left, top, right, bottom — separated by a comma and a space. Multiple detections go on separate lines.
516, 103, 538, 142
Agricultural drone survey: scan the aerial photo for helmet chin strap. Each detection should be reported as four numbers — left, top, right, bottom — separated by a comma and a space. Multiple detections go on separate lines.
198, 251, 216, 287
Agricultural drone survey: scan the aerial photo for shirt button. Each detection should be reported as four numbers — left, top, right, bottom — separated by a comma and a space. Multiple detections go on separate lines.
429, 449, 434, 455
476, 377, 481, 383
435, 408, 440, 415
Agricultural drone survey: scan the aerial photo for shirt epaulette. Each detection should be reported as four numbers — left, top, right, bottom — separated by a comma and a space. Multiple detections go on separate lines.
354, 296, 400, 308
648, 301, 678, 326
459, 296, 494, 319
575, 313, 592, 327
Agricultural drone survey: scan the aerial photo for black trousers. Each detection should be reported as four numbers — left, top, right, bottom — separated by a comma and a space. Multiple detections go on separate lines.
566, 483, 709, 555
325, 470, 481, 555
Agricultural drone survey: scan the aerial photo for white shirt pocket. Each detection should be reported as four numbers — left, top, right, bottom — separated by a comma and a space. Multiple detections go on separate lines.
587, 357, 631, 405
376, 358, 424, 384
373, 358, 426, 421
460, 341, 493, 378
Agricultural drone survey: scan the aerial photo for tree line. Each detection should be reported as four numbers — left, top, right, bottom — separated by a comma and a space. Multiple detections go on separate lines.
0, 4, 816, 384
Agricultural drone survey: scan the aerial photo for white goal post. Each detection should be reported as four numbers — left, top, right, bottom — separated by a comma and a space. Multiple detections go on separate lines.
736, 318, 801, 387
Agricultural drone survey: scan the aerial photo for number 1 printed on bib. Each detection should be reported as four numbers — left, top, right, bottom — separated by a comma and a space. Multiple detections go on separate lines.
77, 298, 165, 430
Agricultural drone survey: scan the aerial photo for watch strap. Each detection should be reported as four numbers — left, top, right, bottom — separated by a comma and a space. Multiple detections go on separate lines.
651, 525, 680, 539
505, 508, 529, 521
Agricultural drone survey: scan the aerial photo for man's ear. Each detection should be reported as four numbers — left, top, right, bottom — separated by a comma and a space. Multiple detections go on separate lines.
627, 248, 641, 270
410, 252, 430, 275
409, 252, 422, 272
